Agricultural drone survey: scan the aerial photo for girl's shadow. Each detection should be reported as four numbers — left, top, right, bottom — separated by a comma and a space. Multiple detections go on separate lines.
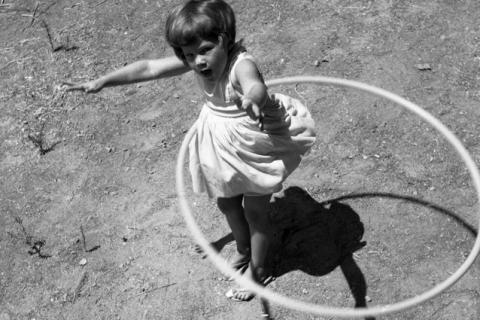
268, 186, 371, 311
204, 186, 372, 316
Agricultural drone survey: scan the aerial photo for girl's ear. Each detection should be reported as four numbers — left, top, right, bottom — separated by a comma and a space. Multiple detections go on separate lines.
218, 34, 230, 51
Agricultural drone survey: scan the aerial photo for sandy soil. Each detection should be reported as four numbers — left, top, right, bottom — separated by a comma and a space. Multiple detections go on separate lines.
1, 0, 480, 319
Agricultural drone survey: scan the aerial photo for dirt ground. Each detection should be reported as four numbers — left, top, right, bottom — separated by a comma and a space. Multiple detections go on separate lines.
1, 0, 480, 319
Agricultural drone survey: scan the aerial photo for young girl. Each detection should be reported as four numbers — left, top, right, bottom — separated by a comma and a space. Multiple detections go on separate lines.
66, 0, 316, 302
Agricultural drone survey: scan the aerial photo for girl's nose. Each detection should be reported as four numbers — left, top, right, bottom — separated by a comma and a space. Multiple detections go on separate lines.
195, 55, 206, 67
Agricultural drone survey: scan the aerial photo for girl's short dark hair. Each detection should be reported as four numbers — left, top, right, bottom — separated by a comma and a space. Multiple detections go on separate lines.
165, 0, 236, 61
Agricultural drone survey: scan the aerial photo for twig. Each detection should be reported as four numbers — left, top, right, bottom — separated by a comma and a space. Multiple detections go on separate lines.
13, 215, 51, 258
80, 225, 101, 252
13, 215, 32, 245
27, 123, 61, 155
95, 0, 108, 7
72, 270, 88, 302
42, 19, 79, 52
19, 37, 40, 45
28, 240, 52, 258
120, 283, 177, 302
30, 2, 39, 26
27, 133, 60, 155
42, 19, 56, 51
80, 225, 87, 252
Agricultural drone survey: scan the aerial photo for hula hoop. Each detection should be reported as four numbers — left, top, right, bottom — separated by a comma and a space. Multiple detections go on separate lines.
176, 76, 480, 318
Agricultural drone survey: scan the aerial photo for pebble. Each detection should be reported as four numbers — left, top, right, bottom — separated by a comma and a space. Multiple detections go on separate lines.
415, 63, 432, 71
79, 258, 87, 266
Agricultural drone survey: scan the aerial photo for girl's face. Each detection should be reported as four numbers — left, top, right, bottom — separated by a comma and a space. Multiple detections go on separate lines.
181, 36, 228, 84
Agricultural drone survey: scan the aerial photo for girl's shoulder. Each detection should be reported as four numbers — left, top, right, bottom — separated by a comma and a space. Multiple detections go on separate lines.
228, 41, 256, 71
227, 42, 258, 90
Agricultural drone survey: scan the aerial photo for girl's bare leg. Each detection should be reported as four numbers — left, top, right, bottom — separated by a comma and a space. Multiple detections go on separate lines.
244, 194, 272, 281
217, 195, 251, 267
227, 194, 272, 301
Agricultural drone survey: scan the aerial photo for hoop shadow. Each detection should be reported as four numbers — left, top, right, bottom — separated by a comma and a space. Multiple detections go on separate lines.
204, 186, 476, 318
324, 192, 477, 237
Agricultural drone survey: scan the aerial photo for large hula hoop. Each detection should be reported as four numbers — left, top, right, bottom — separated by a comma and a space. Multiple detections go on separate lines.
176, 76, 480, 318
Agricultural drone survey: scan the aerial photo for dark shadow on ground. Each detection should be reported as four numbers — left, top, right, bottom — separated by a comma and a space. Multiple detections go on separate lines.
267, 186, 372, 315
268, 186, 366, 277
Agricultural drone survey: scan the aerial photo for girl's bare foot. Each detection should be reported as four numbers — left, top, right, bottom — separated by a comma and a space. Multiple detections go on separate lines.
225, 267, 275, 301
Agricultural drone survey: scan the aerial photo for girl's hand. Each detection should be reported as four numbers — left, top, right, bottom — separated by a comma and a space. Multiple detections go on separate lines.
241, 97, 264, 130
62, 79, 103, 93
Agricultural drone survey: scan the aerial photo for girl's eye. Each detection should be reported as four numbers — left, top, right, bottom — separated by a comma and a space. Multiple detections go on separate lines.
199, 47, 212, 55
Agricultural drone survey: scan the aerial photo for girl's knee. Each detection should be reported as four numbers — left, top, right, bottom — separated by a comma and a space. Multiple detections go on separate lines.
243, 194, 272, 224
217, 195, 243, 215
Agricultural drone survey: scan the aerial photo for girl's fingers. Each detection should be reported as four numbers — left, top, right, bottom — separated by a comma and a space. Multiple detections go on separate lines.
61, 82, 84, 91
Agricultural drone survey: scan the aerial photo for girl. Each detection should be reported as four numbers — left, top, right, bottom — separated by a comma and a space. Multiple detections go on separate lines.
66, 0, 316, 302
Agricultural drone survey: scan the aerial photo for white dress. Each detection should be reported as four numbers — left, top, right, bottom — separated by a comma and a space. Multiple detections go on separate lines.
189, 48, 316, 198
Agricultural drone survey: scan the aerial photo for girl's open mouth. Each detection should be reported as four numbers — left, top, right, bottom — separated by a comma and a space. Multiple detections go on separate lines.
200, 69, 213, 78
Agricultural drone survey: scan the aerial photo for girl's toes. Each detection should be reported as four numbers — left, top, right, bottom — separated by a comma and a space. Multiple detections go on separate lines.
225, 288, 255, 302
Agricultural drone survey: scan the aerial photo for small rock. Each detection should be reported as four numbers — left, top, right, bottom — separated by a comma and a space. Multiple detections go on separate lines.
365, 295, 372, 302
313, 60, 320, 67
415, 63, 432, 71
79, 258, 87, 266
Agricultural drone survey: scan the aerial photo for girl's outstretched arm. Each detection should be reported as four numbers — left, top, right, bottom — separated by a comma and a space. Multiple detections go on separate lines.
65, 56, 190, 93
234, 59, 268, 125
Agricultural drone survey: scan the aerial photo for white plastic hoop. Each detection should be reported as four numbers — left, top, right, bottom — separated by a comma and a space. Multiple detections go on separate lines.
175, 76, 480, 318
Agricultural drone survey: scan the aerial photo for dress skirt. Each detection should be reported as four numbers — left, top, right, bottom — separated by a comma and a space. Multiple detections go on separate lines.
189, 93, 316, 198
